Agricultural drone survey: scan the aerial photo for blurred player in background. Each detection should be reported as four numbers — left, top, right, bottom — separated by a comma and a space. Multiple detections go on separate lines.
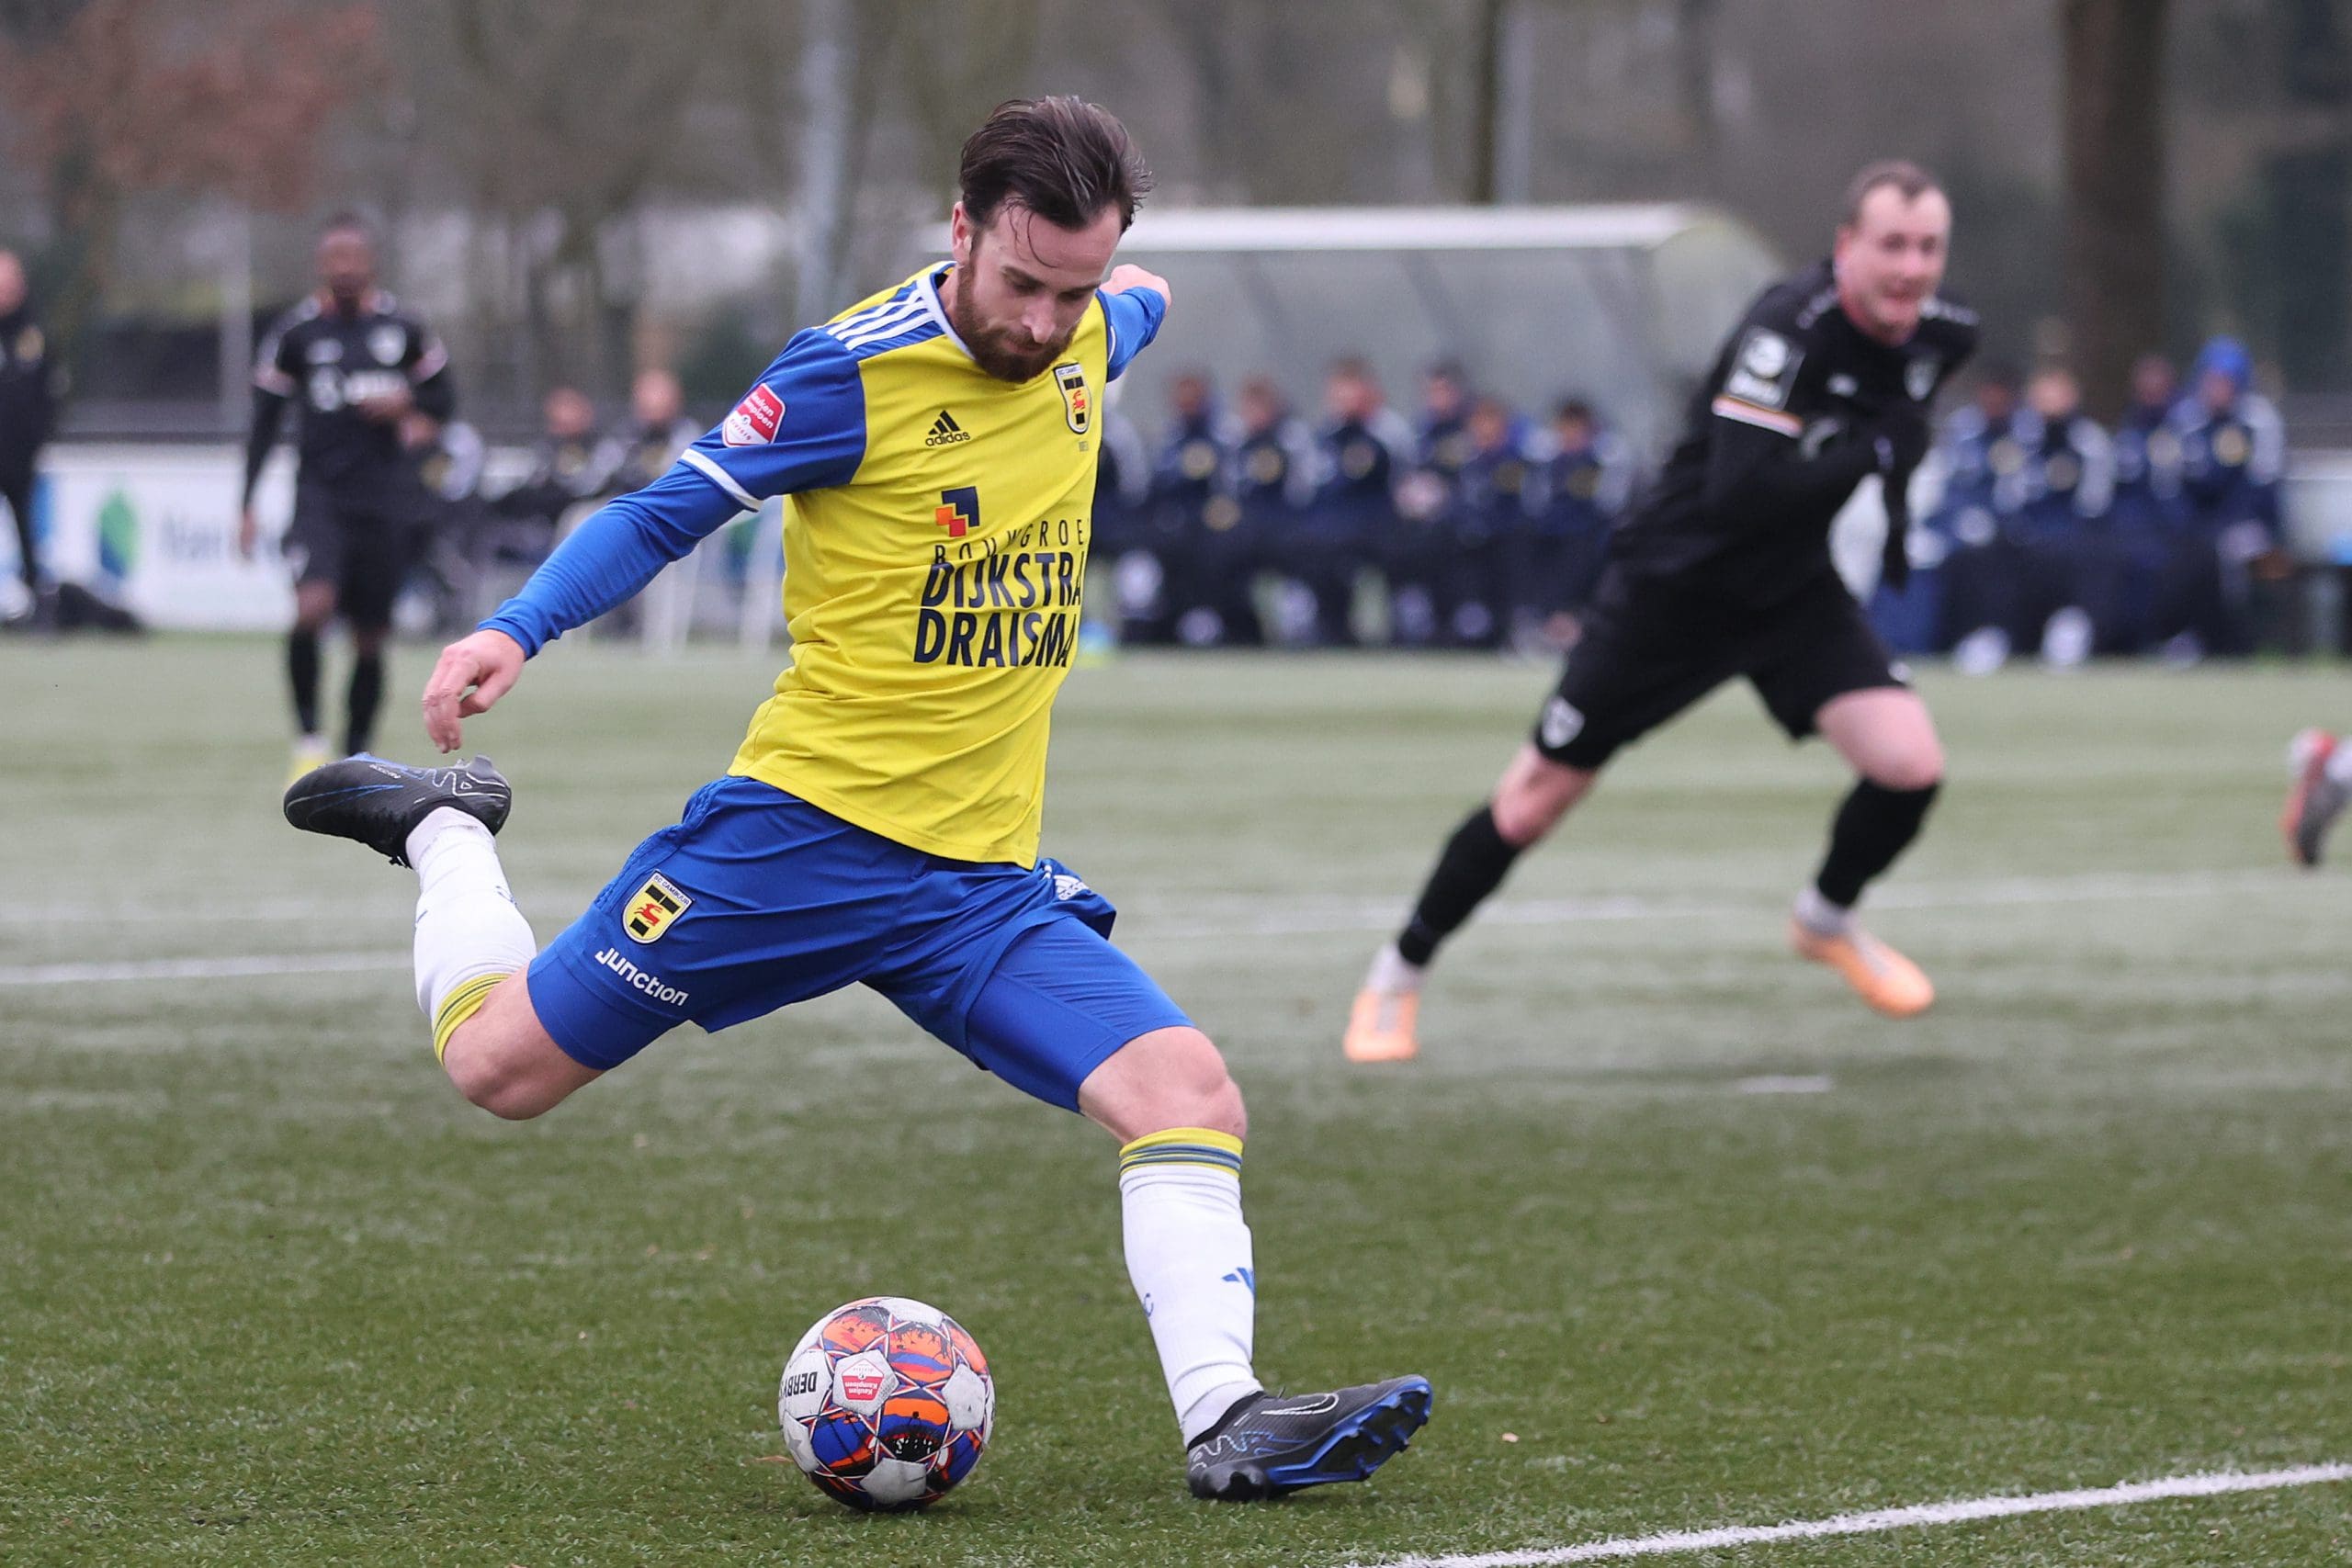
0, 247, 57, 628
242, 215, 454, 777
282, 96, 1429, 1502
1347, 161, 1977, 1063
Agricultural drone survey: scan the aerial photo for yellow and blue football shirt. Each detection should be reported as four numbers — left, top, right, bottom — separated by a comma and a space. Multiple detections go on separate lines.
481, 265, 1165, 866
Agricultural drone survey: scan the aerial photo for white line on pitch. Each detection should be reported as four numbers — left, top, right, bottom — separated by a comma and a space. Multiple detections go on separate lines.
0, 867, 2311, 988
1345, 1461, 2352, 1568
0, 951, 407, 987
1139, 867, 2299, 940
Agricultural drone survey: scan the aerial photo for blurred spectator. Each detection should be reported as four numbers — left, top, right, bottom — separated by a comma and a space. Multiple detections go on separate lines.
1141, 370, 1231, 644
612, 367, 701, 494
2008, 366, 2111, 665
490, 386, 624, 562
2109, 354, 2186, 535
1522, 397, 1629, 649
1089, 383, 1151, 639
1442, 396, 1532, 648
1229, 376, 1315, 643
405, 411, 489, 632
0, 247, 57, 628
2151, 336, 2285, 660
1296, 357, 1411, 646
1930, 362, 2026, 671
1390, 362, 1473, 644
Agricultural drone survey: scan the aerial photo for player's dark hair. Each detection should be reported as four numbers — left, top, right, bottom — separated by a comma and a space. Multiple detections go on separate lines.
1840, 160, 1941, 227
959, 96, 1151, 233
1555, 397, 1596, 424
318, 210, 374, 243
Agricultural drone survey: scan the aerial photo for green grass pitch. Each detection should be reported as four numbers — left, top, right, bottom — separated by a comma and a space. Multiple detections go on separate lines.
4, 636, 2349, 1565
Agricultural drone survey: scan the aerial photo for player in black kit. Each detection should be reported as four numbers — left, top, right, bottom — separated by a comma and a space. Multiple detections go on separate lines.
1346, 163, 1977, 1062
240, 214, 454, 778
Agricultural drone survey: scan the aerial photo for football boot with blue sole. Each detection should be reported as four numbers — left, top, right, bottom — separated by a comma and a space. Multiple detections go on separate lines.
283, 753, 512, 867
1186, 1374, 1432, 1500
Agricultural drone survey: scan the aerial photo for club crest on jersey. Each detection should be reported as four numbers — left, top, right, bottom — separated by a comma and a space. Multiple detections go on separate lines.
1906, 355, 1939, 401
1724, 327, 1800, 411
12, 325, 41, 364
933, 484, 979, 539
723, 383, 785, 446
368, 323, 406, 366
1053, 361, 1091, 434
623, 871, 692, 943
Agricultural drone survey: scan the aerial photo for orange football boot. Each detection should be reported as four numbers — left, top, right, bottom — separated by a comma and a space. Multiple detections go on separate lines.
1343, 987, 1421, 1064
2283, 728, 2345, 868
1789, 919, 1934, 1018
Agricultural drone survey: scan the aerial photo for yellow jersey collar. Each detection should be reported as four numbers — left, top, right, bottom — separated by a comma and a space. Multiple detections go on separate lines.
920, 265, 979, 367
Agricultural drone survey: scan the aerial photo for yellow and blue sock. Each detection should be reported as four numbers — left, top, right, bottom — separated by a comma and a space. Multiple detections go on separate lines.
409, 807, 536, 1062
1118, 1128, 1262, 1443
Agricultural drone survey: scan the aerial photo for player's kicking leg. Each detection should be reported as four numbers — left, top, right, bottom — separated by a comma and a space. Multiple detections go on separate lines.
281, 754, 586, 1112
961, 924, 1430, 1499
2284, 728, 2350, 868
1792, 688, 1941, 1017
1345, 744, 1595, 1063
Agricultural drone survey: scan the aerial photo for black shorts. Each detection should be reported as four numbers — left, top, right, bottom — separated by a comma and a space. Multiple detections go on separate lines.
284, 481, 421, 628
1532, 567, 1906, 770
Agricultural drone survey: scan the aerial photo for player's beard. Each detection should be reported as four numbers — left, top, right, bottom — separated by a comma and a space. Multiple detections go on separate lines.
945, 287, 1074, 384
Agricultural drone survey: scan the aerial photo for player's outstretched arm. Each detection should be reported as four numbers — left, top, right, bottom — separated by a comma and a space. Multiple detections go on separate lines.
422, 628, 526, 753
1099, 265, 1170, 381
1102, 263, 1170, 307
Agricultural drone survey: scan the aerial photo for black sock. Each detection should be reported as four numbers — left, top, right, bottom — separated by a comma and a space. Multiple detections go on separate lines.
1396, 804, 1524, 966
344, 650, 384, 757
1813, 780, 1940, 908
288, 630, 322, 736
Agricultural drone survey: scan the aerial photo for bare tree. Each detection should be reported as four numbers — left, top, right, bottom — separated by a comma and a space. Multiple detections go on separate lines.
0, 0, 381, 367
2061, 0, 2170, 418
400, 0, 727, 397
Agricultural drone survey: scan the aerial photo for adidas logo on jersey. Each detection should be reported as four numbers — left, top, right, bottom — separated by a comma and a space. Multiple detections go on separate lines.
925, 409, 972, 446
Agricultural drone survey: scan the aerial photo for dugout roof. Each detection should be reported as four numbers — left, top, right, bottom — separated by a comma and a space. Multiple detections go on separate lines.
979, 203, 1781, 457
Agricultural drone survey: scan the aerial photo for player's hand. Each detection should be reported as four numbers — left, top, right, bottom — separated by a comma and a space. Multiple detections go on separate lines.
422, 628, 526, 753
237, 507, 260, 560
1102, 264, 1170, 309
357, 387, 415, 423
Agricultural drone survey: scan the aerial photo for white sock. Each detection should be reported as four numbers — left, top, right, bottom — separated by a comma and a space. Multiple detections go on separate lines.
1792, 884, 1852, 937
1117, 1130, 1262, 1443
408, 807, 536, 1055
1364, 941, 1425, 995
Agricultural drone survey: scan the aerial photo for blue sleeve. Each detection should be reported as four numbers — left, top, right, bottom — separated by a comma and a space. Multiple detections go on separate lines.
1099, 286, 1167, 382
479, 330, 865, 657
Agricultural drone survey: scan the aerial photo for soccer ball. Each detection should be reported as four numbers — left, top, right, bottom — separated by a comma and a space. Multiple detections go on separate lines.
776, 1295, 994, 1511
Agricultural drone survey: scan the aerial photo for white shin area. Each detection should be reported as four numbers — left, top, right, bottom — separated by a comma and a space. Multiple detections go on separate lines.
408, 807, 537, 1022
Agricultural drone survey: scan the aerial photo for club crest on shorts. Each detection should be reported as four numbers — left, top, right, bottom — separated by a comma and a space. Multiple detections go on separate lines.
1053, 362, 1090, 434
623, 871, 692, 943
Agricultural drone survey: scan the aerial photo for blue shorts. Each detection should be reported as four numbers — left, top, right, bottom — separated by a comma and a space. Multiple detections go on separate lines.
528, 776, 1192, 1111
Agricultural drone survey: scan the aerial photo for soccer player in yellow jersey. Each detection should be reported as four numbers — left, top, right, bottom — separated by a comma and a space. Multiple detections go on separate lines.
283, 97, 1430, 1502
